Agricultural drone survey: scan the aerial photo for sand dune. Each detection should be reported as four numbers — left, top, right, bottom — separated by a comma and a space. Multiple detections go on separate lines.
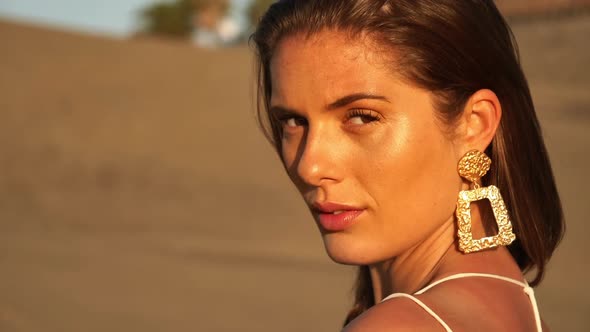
0, 14, 589, 331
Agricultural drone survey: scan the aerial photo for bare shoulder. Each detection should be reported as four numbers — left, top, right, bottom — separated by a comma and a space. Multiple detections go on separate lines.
342, 296, 443, 332
342, 276, 545, 332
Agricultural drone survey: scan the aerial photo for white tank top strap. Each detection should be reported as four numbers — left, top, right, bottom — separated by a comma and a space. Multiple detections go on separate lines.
380, 272, 543, 332
381, 293, 453, 332
414, 272, 529, 294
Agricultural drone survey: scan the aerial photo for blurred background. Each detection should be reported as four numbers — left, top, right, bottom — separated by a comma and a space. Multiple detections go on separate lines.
0, 0, 588, 331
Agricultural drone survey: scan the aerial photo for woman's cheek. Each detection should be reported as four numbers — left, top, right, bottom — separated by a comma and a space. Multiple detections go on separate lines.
281, 133, 300, 167
361, 121, 407, 160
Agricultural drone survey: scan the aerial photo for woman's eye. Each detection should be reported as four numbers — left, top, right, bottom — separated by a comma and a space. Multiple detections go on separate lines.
285, 118, 298, 127
349, 115, 372, 125
347, 110, 381, 125
281, 116, 307, 128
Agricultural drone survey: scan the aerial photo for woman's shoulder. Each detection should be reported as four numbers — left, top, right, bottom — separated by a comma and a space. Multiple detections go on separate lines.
342, 293, 447, 332
342, 275, 541, 332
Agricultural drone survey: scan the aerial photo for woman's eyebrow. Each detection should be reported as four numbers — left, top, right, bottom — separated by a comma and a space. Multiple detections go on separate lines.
327, 93, 390, 110
269, 93, 390, 115
269, 104, 296, 115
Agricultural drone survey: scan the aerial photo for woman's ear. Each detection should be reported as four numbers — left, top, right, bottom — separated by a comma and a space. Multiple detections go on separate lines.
457, 89, 502, 153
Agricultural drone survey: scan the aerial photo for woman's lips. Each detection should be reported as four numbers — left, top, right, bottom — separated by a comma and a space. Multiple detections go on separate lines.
311, 202, 365, 231
317, 209, 364, 231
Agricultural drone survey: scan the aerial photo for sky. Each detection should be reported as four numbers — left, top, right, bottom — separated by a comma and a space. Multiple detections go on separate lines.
0, 0, 254, 37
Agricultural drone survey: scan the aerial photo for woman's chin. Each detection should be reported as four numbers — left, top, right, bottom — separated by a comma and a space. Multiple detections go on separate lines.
321, 233, 379, 266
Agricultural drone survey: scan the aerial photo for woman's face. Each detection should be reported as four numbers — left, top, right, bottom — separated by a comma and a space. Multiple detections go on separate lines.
269, 31, 464, 265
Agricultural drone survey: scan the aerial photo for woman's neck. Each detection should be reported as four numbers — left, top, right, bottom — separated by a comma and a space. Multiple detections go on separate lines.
368, 204, 522, 303
369, 215, 457, 302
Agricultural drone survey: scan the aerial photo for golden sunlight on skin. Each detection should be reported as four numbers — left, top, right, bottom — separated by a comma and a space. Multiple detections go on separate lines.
270, 30, 465, 283
269, 31, 548, 331
269, 30, 542, 331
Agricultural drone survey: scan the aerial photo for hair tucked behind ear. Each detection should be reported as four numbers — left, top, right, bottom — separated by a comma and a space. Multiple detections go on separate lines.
251, 0, 564, 326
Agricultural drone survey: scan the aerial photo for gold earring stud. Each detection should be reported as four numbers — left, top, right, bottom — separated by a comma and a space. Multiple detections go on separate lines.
455, 150, 516, 253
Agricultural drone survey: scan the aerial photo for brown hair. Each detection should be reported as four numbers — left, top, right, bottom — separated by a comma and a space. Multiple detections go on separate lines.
251, 0, 564, 325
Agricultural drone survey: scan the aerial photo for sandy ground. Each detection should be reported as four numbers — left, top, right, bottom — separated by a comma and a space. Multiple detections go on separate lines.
0, 13, 588, 332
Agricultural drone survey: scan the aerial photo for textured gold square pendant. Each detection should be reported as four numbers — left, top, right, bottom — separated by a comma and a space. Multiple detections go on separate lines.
456, 185, 516, 253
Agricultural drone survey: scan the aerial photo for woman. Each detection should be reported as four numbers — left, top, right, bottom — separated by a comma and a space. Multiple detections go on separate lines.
251, 0, 564, 331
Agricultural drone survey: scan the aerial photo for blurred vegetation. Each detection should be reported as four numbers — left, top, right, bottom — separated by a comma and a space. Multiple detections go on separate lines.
140, 0, 194, 38
138, 0, 274, 40
139, 0, 229, 39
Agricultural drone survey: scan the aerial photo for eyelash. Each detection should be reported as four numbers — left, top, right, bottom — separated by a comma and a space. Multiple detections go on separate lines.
276, 109, 381, 130
346, 109, 381, 124
277, 113, 307, 128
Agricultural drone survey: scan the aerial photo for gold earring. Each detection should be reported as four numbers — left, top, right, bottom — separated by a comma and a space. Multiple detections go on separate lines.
455, 150, 516, 253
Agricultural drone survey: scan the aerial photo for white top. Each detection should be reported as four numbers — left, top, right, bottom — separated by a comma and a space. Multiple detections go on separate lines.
381, 273, 542, 332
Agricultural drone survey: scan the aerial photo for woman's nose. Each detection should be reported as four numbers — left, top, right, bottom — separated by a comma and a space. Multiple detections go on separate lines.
293, 127, 341, 187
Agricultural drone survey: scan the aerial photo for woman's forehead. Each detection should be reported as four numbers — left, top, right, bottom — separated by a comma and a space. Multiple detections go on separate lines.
270, 31, 399, 104
271, 30, 388, 70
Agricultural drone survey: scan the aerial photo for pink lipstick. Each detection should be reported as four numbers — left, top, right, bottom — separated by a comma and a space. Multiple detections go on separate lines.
312, 202, 365, 232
